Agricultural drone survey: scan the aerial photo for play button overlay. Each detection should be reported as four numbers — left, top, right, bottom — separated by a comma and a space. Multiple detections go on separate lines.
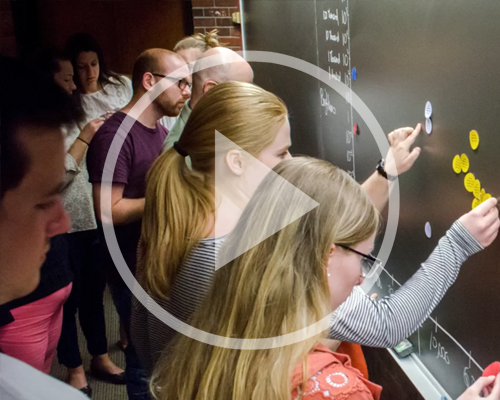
214, 130, 319, 271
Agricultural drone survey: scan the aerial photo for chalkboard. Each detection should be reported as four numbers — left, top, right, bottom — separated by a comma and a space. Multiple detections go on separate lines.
243, 0, 500, 398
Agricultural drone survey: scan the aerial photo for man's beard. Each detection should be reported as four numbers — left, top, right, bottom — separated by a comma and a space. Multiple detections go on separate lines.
155, 98, 180, 118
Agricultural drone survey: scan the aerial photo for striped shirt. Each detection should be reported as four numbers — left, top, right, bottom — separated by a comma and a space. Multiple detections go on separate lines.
132, 237, 225, 372
131, 220, 481, 372
328, 220, 481, 346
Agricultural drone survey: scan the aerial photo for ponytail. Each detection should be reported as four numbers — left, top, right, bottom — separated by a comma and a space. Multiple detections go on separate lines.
139, 148, 214, 299
139, 82, 287, 300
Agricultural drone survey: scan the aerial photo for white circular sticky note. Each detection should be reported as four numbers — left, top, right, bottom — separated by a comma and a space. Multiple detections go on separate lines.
425, 118, 433, 134
425, 101, 433, 118
425, 222, 432, 238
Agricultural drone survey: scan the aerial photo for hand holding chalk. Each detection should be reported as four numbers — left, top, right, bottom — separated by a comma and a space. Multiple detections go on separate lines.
384, 124, 422, 177
457, 375, 500, 399
458, 197, 500, 248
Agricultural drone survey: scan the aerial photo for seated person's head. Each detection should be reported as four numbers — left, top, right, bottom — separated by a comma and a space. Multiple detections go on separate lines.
151, 157, 380, 399
132, 48, 191, 117
190, 47, 254, 107
0, 56, 75, 304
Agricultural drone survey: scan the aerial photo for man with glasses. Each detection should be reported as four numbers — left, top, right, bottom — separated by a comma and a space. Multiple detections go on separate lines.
163, 46, 254, 151
86, 48, 190, 400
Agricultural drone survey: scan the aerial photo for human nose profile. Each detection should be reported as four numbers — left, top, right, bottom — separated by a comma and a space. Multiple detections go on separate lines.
46, 200, 71, 237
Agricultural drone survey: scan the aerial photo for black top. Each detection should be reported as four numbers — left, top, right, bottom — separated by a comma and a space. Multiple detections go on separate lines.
2, 234, 73, 317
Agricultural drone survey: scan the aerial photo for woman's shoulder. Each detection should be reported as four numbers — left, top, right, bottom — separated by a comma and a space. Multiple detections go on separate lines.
109, 75, 132, 90
291, 346, 382, 400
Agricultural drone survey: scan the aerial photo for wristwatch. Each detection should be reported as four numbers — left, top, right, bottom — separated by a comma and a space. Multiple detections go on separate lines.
376, 158, 397, 181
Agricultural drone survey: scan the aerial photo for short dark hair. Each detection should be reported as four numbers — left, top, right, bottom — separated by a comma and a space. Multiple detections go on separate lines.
64, 33, 125, 92
0, 56, 77, 198
132, 50, 162, 92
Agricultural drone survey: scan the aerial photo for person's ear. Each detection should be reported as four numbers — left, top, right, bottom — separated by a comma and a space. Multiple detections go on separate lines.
142, 72, 156, 91
203, 80, 218, 94
225, 149, 244, 176
326, 244, 337, 270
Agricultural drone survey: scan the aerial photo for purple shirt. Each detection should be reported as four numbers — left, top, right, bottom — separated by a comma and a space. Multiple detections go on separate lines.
87, 112, 167, 274
87, 111, 167, 198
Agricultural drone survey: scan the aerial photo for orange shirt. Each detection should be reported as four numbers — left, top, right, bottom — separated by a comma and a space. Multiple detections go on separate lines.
291, 345, 382, 400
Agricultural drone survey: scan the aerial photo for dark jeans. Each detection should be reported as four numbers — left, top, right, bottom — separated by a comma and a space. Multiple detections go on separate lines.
99, 227, 150, 400
108, 273, 151, 400
57, 229, 108, 368
125, 344, 151, 400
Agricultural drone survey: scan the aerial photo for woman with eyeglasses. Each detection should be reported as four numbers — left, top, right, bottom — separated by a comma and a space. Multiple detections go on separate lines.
151, 157, 500, 400
132, 81, 499, 392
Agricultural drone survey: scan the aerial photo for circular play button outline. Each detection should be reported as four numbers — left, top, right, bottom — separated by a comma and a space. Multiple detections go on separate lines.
99, 50, 401, 350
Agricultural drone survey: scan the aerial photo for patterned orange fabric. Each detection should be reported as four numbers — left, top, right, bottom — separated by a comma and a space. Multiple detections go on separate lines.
336, 342, 369, 380
291, 345, 382, 400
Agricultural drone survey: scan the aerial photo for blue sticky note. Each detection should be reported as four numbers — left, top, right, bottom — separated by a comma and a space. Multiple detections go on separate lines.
352, 67, 357, 80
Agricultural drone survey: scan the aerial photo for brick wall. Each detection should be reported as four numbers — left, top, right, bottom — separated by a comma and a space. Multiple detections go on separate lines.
191, 0, 242, 51
0, 0, 17, 57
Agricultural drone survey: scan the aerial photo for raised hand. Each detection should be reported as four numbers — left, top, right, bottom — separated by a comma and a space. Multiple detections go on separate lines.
384, 124, 422, 177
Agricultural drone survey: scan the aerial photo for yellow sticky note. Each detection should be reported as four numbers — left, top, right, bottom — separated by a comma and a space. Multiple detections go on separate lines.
464, 173, 475, 192
473, 179, 481, 198
460, 154, 470, 173
452, 155, 462, 174
470, 130, 480, 150
472, 198, 480, 209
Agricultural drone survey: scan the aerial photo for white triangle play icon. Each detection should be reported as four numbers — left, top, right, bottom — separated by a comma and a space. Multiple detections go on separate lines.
214, 130, 319, 271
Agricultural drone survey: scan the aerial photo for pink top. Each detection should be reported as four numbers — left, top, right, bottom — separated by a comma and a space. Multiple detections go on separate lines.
291, 345, 382, 400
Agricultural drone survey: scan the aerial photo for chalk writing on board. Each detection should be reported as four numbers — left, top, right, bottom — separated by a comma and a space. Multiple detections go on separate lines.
326, 30, 340, 42
430, 329, 451, 365
387, 274, 395, 295
328, 68, 341, 81
342, 32, 348, 46
328, 51, 341, 64
320, 88, 336, 116
318, 2, 354, 177
344, 71, 351, 87
343, 54, 349, 67
463, 355, 476, 388
342, 9, 348, 25
346, 129, 352, 144
322, 9, 339, 25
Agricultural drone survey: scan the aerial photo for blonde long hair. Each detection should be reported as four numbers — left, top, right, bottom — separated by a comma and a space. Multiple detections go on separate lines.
140, 82, 287, 299
151, 157, 380, 400
174, 29, 221, 52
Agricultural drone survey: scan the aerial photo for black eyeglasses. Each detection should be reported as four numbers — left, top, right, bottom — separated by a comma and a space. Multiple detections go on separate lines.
336, 244, 382, 279
151, 73, 192, 91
